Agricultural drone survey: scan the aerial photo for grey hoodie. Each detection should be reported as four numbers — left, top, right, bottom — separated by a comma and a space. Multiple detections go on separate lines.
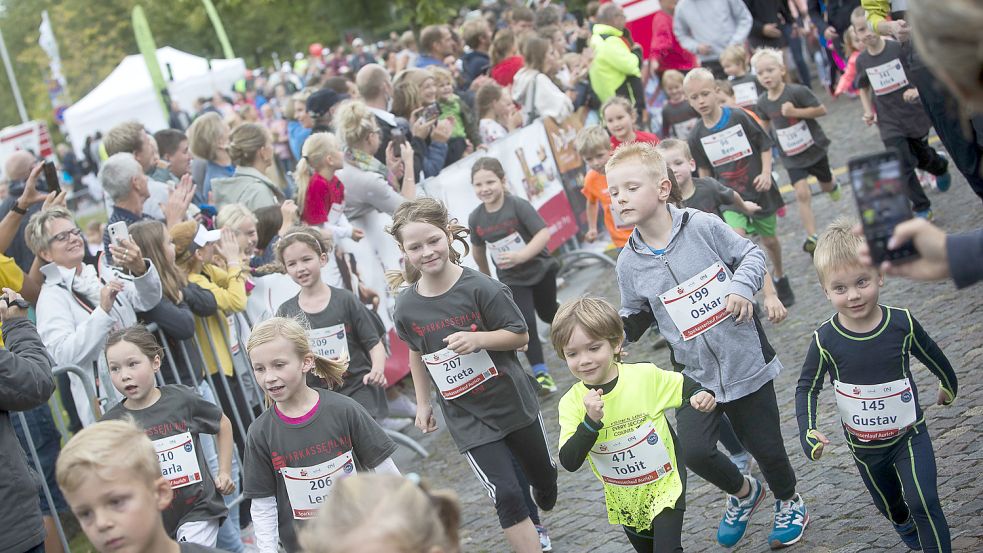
617, 204, 781, 402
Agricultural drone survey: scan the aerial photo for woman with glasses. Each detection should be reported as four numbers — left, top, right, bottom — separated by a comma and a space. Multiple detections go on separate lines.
26, 207, 163, 427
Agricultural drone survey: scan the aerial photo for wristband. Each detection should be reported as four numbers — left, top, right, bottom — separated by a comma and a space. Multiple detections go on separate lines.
11, 203, 27, 215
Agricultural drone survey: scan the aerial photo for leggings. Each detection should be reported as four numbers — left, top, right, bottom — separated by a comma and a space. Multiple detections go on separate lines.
465, 416, 558, 528
853, 423, 950, 553
509, 266, 560, 367
623, 452, 687, 553
675, 380, 797, 501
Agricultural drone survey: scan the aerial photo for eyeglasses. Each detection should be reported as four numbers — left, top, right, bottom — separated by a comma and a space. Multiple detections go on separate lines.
48, 227, 82, 246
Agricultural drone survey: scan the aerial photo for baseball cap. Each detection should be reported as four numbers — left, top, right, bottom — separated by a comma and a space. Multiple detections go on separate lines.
306, 88, 350, 117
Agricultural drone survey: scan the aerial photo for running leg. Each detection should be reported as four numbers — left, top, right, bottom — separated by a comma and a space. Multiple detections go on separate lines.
894, 429, 951, 553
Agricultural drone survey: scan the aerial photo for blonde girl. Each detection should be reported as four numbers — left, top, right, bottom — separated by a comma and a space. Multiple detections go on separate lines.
294, 132, 362, 242
242, 317, 398, 553
602, 95, 660, 149
389, 198, 558, 553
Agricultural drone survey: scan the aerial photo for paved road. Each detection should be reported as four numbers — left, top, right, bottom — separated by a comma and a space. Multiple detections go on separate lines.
395, 89, 983, 552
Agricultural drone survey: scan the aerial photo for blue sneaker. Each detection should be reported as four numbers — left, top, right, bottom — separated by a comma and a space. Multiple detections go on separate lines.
535, 524, 553, 552
717, 476, 764, 547
914, 209, 934, 221
936, 152, 952, 192
894, 517, 922, 550
768, 493, 809, 549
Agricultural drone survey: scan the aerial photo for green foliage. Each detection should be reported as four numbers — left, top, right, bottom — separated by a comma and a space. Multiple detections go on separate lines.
0, 0, 475, 131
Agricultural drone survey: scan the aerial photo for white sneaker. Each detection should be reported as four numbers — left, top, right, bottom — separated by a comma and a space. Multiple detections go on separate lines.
387, 393, 417, 418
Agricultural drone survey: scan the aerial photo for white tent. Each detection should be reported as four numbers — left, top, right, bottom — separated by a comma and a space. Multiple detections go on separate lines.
63, 46, 246, 155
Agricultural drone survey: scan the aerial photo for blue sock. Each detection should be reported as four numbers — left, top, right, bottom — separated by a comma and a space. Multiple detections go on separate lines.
532, 363, 548, 376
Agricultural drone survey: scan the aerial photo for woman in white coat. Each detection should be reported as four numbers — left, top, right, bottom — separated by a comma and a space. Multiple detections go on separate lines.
27, 207, 162, 427
511, 36, 574, 124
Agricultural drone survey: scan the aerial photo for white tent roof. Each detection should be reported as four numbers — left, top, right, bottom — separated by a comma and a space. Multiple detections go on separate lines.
63, 46, 246, 155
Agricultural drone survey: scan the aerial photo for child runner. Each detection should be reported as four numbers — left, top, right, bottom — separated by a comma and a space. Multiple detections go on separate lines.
390, 198, 558, 553
242, 317, 398, 553
468, 157, 561, 394
609, 142, 808, 549
851, 7, 951, 219
575, 126, 633, 249
795, 220, 956, 553
56, 419, 228, 553
752, 47, 843, 255
554, 296, 717, 552
273, 227, 389, 419
683, 68, 795, 307
476, 82, 524, 145
660, 70, 701, 140
721, 45, 764, 110
603, 96, 660, 150
102, 326, 234, 546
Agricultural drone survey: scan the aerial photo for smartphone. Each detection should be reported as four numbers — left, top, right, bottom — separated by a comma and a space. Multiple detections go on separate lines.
848, 151, 919, 264
391, 129, 406, 157
42, 161, 61, 194
423, 103, 440, 122
107, 221, 130, 248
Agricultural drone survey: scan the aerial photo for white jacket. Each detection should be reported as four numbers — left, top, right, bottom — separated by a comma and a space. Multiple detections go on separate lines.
36, 260, 162, 425
511, 68, 573, 125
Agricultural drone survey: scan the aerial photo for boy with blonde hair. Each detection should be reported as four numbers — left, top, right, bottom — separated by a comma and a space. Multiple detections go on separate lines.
575, 126, 632, 248
795, 219, 955, 552
720, 45, 762, 108
660, 70, 700, 139
56, 419, 226, 553
683, 68, 794, 307
609, 141, 808, 549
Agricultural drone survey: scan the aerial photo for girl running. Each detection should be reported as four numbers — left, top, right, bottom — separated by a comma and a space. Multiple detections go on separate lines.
242, 317, 398, 553
603, 96, 660, 150
273, 227, 389, 419
467, 157, 560, 394
390, 198, 558, 553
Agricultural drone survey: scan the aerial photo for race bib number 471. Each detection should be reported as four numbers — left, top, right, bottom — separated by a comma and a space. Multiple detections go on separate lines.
658, 262, 731, 340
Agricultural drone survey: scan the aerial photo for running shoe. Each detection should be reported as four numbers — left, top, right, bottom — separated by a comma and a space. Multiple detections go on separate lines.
936, 152, 952, 192
914, 209, 934, 221
768, 493, 809, 549
802, 234, 818, 256
717, 476, 764, 548
536, 373, 558, 395
532, 481, 558, 512
894, 517, 922, 550
774, 276, 795, 308
535, 524, 553, 552
828, 181, 842, 201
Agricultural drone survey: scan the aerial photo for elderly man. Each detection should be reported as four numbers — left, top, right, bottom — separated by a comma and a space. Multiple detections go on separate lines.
674, 0, 752, 78
589, 3, 646, 117
99, 152, 159, 262
0, 151, 47, 272
103, 120, 193, 224
414, 24, 455, 68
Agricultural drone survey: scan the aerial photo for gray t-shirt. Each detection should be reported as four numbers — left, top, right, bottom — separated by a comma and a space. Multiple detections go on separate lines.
242, 389, 396, 553
393, 267, 542, 452
468, 194, 559, 287
682, 177, 737, 218
854, 40, 932, 141
103, 385, 227, 536
756, 83, 830, 168
276, 287, 388, 419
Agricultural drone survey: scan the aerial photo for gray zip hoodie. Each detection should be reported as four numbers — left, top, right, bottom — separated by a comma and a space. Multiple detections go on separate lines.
617, 204, 781, 402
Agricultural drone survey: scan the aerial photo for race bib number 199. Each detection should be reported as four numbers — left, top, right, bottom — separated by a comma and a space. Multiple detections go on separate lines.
658, 262, 731, 340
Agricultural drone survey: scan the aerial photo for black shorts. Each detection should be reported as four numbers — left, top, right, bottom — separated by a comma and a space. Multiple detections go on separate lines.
786, 156, 833, 184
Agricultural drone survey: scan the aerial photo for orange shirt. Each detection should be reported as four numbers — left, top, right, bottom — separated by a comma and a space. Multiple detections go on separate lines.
582, 170, 633, 248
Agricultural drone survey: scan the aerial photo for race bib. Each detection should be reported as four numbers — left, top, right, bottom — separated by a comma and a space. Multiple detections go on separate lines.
589, 420, 674, 487
700, 126, 753, 167
658, 262, 731, 340
609, 202, 633, 230
226, 315, 239, 355
866, 60, 909, 96
487, 232, 526, 264
834, 378, 917, 441
327, 202, 344, 225
776, 121, 815, 156
672, 117, 699, 139
153, 432, 203, 489
424, 347, 498, 400
309, 323, 348, 360
733, 82, 759, 107
281, 451, 357, 519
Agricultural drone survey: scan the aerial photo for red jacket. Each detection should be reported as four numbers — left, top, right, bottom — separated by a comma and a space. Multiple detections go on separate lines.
490, 56, 524, 87
650, 11, 698, 72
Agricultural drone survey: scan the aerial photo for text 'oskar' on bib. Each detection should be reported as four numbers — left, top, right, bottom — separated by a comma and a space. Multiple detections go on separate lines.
659, 262, 731, 340
424, 347, 498, 400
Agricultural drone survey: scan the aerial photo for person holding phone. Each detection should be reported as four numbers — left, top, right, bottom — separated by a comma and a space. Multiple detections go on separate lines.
391, 68, 453, 178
